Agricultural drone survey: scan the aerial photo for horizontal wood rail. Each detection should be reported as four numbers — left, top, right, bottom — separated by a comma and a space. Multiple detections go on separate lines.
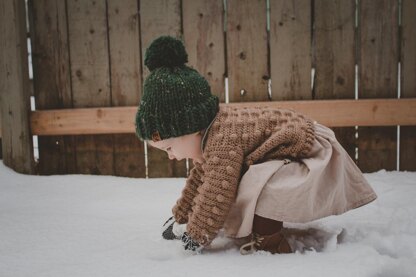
30, 98, 416, 136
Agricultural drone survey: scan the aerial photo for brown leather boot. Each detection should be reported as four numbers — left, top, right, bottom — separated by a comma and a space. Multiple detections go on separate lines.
240, 231, 293, 255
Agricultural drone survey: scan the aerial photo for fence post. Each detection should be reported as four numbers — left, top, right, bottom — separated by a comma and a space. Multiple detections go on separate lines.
0, 0, 35, 174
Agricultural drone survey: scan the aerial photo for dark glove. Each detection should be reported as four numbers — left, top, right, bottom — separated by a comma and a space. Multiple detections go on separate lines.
162, 216, 179, 240
181, 232, 203, 252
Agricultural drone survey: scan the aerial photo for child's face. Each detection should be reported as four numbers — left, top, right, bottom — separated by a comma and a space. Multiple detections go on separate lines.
147, 132, 204, 163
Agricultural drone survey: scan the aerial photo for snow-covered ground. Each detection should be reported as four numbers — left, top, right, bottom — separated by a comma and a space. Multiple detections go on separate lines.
0, 162, 415, 277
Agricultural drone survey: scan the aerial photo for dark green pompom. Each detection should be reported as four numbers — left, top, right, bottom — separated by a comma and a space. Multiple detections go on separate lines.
144, 36, 188, 71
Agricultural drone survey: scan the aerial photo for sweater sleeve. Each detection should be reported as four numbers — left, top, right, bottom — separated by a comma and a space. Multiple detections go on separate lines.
172, 162, 204, 224
186, 145, 244, 246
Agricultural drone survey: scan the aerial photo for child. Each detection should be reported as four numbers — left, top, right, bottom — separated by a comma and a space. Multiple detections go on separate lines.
135, 36, 377, 254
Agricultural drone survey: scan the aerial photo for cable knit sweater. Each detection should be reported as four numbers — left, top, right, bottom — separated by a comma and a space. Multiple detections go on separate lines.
172, 106, 316, 246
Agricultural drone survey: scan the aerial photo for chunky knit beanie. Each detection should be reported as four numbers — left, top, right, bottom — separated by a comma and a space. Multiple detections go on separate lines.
135, 36, 219, 141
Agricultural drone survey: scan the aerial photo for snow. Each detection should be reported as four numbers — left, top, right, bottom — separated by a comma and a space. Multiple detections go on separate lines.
0, 162, 415, 277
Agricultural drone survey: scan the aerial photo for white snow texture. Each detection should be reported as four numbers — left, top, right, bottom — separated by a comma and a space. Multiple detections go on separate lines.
0, 162, 415, 277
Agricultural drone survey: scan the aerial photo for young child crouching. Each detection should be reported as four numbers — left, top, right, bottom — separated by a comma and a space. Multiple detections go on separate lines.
135, 36, 377, 254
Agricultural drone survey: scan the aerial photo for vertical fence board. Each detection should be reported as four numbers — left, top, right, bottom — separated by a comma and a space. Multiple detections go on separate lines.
182, 0, 225, 102
0, 0, 34, 174
227, 0, 268, 102
140, 0, 181, 79
0, 96, 2, 139
270, 0, 311, 100
0, 97, 2, 157
400, 0, 416, 171
314, 0, 356, 159
30, 0, 76, 174
107, 0, 145, 178
140, 0, 186, 177
67, 0, 114, 175
0, 94, 3, 159
358, 0, 398, 172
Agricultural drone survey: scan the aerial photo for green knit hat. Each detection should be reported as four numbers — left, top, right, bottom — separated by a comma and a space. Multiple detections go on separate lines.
135, 36, 219, 141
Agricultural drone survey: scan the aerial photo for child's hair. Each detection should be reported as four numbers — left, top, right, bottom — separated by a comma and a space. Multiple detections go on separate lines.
135, 36, 219, 142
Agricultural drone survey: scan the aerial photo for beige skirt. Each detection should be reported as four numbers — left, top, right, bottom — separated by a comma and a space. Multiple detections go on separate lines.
223, 123, 377, 238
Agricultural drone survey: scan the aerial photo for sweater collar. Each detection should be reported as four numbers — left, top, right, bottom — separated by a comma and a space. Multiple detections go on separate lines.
200, 115, 218, 153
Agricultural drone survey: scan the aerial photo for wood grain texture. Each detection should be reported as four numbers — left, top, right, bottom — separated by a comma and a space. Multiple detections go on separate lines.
0, 92, 1, 138
140, 0, 182, 79
30, 99, 416, 135
67, 0, 114, 175
227, 0, 268, 102
140, 0, 186, 177
30, 0, 76, 174
270, 0, 311, 100
400, 0, 416, 171
107, 0, 145, 177
358, 0, 398, 172
0, 0, 35, 174
314, 0, 356, 160
182, 0, 225, 102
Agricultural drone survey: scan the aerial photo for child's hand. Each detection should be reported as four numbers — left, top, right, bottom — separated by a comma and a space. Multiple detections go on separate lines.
181, 232, 203, 252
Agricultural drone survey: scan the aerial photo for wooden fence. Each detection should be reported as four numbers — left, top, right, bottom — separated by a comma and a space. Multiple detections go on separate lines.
1, 0, 415, 177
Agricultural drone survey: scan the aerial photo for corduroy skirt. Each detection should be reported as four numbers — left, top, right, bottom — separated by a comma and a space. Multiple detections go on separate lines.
223, 122, 377, 238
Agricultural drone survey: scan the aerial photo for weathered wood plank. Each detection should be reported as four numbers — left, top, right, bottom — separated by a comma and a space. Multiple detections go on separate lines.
67, 0, 114, 175
0, 97, 2, 138
140, 0, 181, 79
30, 99, 416, 135
30, 0, 76, 174
140, 0, 186, 177
358, 0, 398, 172
314, 0, 356, 160
182, 0, 225, 102
400, 0, 416, 171
0, 96, 2, 157
0, 0, 35, 174
107, 0, 145, 178
227, 0, 268, 102
270, 0, 311, 100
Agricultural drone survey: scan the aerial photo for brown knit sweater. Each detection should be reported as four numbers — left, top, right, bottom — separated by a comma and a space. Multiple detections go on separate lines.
172, 106, 316, 245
